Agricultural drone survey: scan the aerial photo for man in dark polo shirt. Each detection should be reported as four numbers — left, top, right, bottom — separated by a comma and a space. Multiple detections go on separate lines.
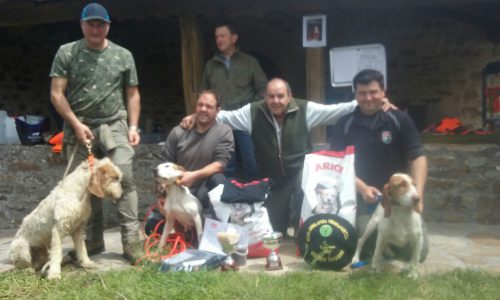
330, 69, 428, 261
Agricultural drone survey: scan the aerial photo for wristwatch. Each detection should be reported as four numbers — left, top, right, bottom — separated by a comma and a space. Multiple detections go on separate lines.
129, 125, 141, 133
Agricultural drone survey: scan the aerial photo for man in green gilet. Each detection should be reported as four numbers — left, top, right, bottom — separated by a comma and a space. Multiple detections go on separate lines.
49, 2, 141, 264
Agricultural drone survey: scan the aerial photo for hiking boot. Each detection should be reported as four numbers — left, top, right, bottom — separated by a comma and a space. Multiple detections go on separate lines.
122, 242, 143, 265
68, 240, 105, 261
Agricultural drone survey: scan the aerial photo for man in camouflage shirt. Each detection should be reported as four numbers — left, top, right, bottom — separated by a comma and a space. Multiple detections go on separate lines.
49, 2, 141, 264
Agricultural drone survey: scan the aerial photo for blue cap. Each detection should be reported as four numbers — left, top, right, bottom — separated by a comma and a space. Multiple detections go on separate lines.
80, 2, 111, 23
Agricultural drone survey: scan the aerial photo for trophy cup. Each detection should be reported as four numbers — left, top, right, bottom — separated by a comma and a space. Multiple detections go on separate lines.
216, 231, 240, 271
262, 232, 283, 271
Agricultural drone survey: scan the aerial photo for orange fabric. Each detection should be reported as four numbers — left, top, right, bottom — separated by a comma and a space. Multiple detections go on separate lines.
49, 132, 64, 153
51, 144, 62, 153
434, 118, 463, 133
425, 118, 492, 135
48, 132, 63, 145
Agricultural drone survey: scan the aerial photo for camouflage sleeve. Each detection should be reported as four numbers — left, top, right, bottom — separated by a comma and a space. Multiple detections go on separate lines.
124, 50, 139, 87
49, 46, 69, 78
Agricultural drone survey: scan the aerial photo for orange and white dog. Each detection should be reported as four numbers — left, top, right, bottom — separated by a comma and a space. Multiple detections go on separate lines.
352, 173, 423, 278
154, 162, 203, 250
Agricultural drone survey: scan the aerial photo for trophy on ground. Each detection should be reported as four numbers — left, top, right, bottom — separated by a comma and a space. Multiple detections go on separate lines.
262, 231, 283, 271
216, 231, 241, 271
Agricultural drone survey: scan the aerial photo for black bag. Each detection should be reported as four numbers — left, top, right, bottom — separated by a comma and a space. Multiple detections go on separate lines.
159, 249, 226, 272
220, 178, 271, 204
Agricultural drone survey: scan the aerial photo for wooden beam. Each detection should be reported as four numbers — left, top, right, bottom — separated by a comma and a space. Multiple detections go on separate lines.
306, 47, 326, 145
2, 0, 500, 27
180, 14, 204, 115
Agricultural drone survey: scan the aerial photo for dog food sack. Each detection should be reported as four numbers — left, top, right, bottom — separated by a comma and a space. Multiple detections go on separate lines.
300, 146, 356, 227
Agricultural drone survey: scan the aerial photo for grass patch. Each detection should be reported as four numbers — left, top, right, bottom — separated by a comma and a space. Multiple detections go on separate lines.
1, 267, 498, 300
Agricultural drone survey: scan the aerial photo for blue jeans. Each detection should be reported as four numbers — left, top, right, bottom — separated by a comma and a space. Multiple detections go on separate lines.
225, 130, 259, 181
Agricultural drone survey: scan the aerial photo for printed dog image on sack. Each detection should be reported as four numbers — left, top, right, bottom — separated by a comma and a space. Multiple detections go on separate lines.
300, 147, 357, 227
313, 178, 341, 215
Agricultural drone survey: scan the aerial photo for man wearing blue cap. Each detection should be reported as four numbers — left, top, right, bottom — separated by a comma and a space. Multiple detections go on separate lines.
50, 2, 142, 264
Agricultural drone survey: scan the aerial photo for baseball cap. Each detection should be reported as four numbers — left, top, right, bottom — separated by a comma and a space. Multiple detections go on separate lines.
80, 2, 111, 23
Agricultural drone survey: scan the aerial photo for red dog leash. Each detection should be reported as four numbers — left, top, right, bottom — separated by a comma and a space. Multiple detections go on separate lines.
134, 201, 193, 265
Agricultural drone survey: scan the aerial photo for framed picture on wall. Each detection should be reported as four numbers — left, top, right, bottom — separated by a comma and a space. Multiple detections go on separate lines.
303, 15, 326, 48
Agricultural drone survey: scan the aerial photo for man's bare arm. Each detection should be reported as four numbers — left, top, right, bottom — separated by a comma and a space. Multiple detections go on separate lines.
356, 177, 381, 204
409, 155, 428, 213
126, 86, 141, 146
180, 161, 224, 187
50, 77, 93, 144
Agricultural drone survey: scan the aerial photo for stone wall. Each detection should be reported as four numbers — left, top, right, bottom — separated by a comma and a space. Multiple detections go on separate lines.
425, 144, 500, 224
0, 17, 185, 133
327, 9, 500, 129
1, 8, 499, 134
1, 143, 499, 229
0, 144, 161, 229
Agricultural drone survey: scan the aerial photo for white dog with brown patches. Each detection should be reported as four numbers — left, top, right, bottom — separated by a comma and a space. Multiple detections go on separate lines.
352, 173, 423, 278
154, 162, 203, 251
9, 158, 123, 280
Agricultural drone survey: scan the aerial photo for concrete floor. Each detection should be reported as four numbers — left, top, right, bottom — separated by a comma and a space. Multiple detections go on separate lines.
2, 222, 500, 275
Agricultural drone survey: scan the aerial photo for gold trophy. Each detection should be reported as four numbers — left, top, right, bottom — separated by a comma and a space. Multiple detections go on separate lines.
216, 231, 240, 271
262, 232, 283, 271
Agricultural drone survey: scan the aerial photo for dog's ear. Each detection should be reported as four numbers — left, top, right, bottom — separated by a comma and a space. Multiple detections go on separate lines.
88, 164, 113, 198
382, 183, 391, 218
173, 164, 186, 172
155, 181, 167, 197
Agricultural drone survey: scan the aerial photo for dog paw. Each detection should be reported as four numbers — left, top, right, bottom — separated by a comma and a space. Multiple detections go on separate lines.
371, 263, 383, 273
351, 256, 360, 264
403, 265, 419, 279
46, 271, 61, 280
351, 254, 359, 264
80, 260, 98, 269
407, 270, 419, 279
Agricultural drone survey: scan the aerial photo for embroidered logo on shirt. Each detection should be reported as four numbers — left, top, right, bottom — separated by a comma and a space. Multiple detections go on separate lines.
381, 131, 392, 144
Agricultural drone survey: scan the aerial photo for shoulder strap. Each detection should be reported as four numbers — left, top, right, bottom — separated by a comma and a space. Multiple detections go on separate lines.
343, 115, 355, 136
386, 111, 401, 132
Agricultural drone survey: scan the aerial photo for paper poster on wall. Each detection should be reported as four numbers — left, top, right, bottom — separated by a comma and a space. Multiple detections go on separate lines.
329, 44, 387, 87
303, 15, 326, 48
